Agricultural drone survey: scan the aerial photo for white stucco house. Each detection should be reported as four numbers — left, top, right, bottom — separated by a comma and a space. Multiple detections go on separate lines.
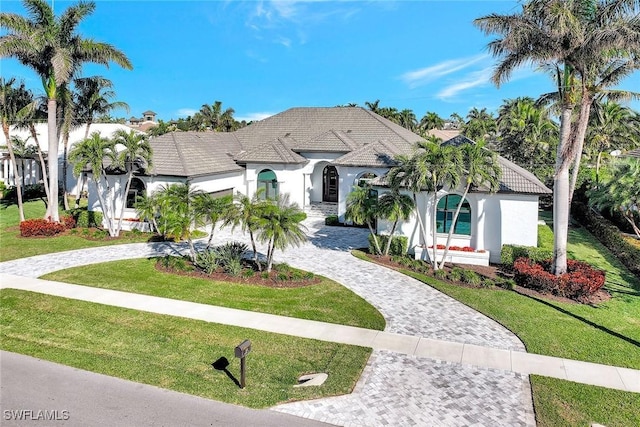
89, 106, 550, 264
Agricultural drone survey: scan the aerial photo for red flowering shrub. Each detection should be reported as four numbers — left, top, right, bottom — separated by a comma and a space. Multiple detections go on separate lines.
428, 245, 478, 252
461, 246, 475, 252
61, 215, 76, 230
20, 218, 66, 237
513, 257, 605, 300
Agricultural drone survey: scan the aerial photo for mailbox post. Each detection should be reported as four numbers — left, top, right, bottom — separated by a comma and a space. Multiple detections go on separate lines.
234, 340, 251, 388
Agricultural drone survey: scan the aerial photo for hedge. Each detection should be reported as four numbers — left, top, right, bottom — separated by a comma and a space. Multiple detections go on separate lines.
501, 244, 553, 266
369, 234, 408, 256
66, 208, 104, 228
20, 215, 75, 237
571, 201, 640, 277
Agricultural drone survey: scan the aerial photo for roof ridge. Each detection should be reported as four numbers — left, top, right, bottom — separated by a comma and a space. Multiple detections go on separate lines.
172, 132, 191, 177
333, 130, 360, 151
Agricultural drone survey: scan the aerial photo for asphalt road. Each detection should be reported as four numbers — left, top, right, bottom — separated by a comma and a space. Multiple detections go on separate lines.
0, 351, 335, 427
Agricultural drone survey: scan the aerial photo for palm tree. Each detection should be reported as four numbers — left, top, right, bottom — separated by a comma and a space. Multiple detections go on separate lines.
74, 76, 130, 139
68, 132, 117, 234
462, 108, 497, 142
256, 194, 307, 273
438, 141, 501, 269
398, 109, 418, 132
387, 138, 462, 269
12, 89, 50, 202
194, 193, 234, 249
161, 183, 206, 261
419, 111, 445, 134
377, 188, 414, 256
588, 157, 640, 237
474, 0, 639, 274
111, 129, 152, 236
229, 191, 268, 270
0, 77, 32, 221
0, 0, 133, 222
365, 99, 381, 114
496, 97, 557, 181
345, 184, 383, 255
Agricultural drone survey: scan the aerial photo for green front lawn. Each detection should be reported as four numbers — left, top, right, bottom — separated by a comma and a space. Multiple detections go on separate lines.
0, 201, 150, 262
0, 289, 371, 408
41, 258, 385, 331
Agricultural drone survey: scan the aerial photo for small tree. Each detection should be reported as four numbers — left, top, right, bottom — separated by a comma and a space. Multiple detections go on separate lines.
345, 184, 382, 255
377, 187, 414, 256
256, 194, 307, 273
228, 190, 268, 270
194, 193, 234, 249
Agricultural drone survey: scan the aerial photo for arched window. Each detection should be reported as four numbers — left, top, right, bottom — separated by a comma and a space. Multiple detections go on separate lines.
356, 172, 377, 187
126, 178, 146, 209
436, 194, 471, 235
257, 169, 279, 200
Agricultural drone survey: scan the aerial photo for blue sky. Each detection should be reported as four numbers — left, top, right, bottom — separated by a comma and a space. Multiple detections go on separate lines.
2, 0, 639, 123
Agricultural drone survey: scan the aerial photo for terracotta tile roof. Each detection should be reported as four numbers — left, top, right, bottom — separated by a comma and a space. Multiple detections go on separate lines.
148, 132, 243, 178
234, 137, 308, 165
427, 129, 461, 141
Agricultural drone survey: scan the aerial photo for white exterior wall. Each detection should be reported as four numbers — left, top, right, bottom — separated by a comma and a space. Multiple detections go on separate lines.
337, 166, 389, 221
390, 188, 540, 263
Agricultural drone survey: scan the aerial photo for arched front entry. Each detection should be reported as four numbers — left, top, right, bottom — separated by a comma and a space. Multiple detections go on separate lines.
322, 166, 338, 202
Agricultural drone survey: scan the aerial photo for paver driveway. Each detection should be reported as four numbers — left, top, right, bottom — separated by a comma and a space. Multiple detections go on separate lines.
0, 219, 535, 426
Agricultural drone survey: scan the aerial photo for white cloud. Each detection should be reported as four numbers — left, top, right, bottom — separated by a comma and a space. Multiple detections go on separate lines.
176, 108, 198, 118
436, 67, 494, 101
400, 54, 489, 89
236, 111, 276, 122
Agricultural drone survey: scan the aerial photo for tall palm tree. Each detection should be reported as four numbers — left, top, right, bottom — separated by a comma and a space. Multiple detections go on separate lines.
12, 89, 50, 202
68, 132, 117, 234
111, 129, 152, 236
365, 99, 381, 114
256, 194, 307, 273
474, 0, 639, 274
377, 187, 414, 256
0, 77, 32, 221
0, 0, 133, 222
345, 184, 382, 255
74, 76, 130, 139
438, 141, 501, 269
419, 111, 445, 134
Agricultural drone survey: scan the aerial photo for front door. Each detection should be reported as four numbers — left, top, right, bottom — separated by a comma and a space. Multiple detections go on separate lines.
323, 166, 338, 202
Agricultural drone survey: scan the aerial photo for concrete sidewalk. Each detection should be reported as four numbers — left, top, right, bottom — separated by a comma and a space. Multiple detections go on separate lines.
2, 273, 638, 394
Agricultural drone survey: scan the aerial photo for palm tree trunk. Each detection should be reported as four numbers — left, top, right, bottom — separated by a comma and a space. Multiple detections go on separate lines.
383, 220, 399, 256
84, 121, 92, 140
595, 151, 603, 189
29, 124, 50, 202
2, 125, 25, 222
61, 132, 70, 211
368, 221, 382, 255
412, 192, 429, 254
431, 188, 439, 270
115, 172, 134, 236
46, 98, 60, 222
249, 230, 261, 271
439, 184, 471, 269
568, 95, 592, 205
623, 211, 640, 239
553, 106, 573, 275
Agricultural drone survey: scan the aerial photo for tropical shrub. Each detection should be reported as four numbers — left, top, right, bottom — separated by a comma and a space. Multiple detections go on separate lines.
19, 218, 66, 237
571, 201, 640, 276
372, 235, 408, 256
434, 269, 448, 281
325, 215, 340, 226
460, 269, 482, 285
513, 257, 605, 299
68, 208, 103, 228
449, 267, 464, 282
501, 244, 553, 266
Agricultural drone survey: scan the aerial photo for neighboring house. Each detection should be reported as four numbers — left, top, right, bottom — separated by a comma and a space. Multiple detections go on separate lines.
128, 111, 158, 132
93, 106, 550, 263
0, 122, 141, 196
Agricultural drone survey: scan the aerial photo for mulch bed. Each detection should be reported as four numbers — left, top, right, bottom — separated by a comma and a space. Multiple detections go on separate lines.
155, 261, 321, 288
363, 253, 610, 305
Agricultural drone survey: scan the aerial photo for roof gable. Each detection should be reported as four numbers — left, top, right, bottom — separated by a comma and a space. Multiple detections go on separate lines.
235, 137, 308, 165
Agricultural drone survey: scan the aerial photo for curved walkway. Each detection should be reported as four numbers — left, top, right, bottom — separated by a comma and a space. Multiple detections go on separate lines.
6, 224, 634, 426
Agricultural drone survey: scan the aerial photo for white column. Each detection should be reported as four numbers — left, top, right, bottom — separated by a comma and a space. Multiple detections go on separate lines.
474, 197, 485, 250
